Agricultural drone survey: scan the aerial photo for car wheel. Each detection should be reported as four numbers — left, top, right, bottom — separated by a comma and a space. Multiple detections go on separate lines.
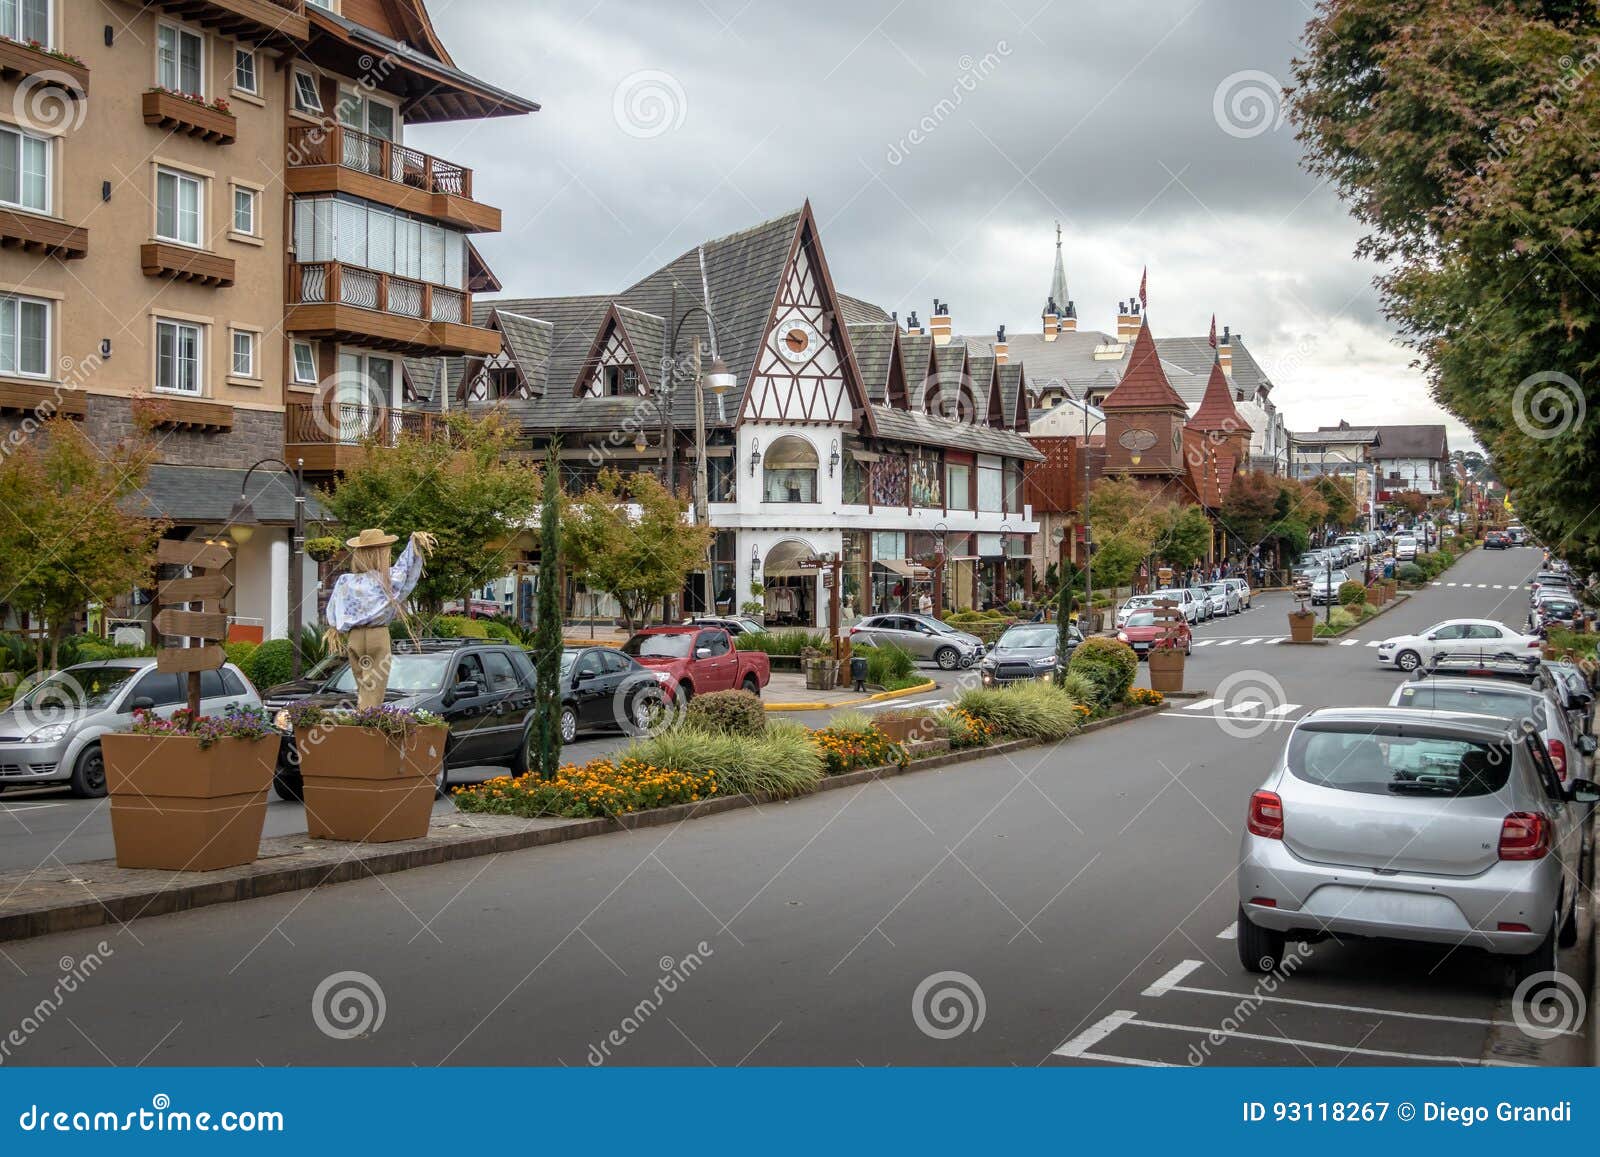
740, 674, 761, 697
1511, 911, 1560, 984
934, 646, 960, 670
1237, 905, 1285, 973
1558, 890, 1579, 949
1185, 640, 1192, 656
435, 762, 451, 799
68, 744, 107, 799
510, 724, 534, 776
559, 705, 578, 744
1395, 649, 1422, 672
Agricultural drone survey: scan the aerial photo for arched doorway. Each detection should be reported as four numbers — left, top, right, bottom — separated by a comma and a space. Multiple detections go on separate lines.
762, 537, 818, 627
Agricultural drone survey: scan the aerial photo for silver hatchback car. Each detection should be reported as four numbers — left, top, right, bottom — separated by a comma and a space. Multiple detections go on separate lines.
848, 613, 985, 669
0, 659, 260, 797
1237, 707, 1595, 979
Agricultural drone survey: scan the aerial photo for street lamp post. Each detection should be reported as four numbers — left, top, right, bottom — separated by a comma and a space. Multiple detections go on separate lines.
662, 299, 735, 618
227, 457, 307, 678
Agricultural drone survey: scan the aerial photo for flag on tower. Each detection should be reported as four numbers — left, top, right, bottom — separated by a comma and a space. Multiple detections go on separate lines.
1208, 314, 1217, 349
1138, 266, 1147, 309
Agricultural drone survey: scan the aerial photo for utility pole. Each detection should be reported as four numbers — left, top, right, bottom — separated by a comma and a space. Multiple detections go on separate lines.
692, 338, 710, 614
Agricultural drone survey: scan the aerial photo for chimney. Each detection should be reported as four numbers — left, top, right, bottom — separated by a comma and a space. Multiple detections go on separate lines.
929, 299, 952, 346
994, 324, 1008, 364
1060, 299, 1077, 333
905, 310, 922, 336
1116, 299, 1139, 343
1042, 297, 1059, 342
1218, 324, 1233, 378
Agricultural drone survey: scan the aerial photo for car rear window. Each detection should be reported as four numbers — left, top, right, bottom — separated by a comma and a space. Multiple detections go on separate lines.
1393, 684, 1543, 725
1287, 726, 1513, 797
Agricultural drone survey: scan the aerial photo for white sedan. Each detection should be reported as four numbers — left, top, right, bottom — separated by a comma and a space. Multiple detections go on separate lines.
1375, 618, 1543, 672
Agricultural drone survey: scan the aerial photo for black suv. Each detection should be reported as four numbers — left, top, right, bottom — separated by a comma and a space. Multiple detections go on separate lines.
266, 639, 537, 801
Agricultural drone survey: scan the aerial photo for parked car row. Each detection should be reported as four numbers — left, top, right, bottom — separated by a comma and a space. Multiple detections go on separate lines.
1114, 579, 1252, 628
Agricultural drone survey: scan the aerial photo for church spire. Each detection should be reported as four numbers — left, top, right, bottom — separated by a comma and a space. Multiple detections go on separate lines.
1048, 221, 1070, 317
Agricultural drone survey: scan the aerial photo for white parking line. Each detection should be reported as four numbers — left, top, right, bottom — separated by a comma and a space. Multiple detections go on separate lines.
1120, 1015, 1527, 1066
1263, 703, 1299, 716
1141, 959, 1204, 997
1216, 922, 1237, 940
1240, 638, 1260, 646
1216, 639, 1237, 647
1053, 1010, 1140, 1057
1366, 640, 1383, 647
1192, 640, 1215, 648
1156, 983, 1578, 1034
1066, 1051, 1176, 1067
858, 698, 944, 712
1182, 698, 1223, 711
1339, 639, 1359, 646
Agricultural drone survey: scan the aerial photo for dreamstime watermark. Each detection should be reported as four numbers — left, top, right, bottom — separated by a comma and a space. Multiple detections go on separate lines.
1511, 371, 1585, 441
0, 354, 105, 461
1482, 42, 1600, 169
1212, 69, 1286, 139
586, 942, 714, 1064
1512, 970, 1586, 1041
911, 970, 986, 1039
613, 70, 687, 139
1209, 669, 1290, 739
0, 942, 114, 1065
886, 43, 1011, 166
1187, 940, 1313, 1065
311, 971, 386, 1040
12, 70, 87, 134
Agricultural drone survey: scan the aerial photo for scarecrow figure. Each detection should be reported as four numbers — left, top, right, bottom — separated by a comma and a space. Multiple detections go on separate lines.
325, 528, 436, 709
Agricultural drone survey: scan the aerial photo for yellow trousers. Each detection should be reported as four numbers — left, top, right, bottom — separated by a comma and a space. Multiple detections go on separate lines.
345, 625, 392, 710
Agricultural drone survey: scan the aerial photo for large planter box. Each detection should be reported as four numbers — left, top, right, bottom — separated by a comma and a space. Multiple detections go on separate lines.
875, 714, 940, 744
803, 659, 838, 691
103, 733, 279, 872
1287, 610, 1317, 644
1147, 648, 1186, 693
298, 724, 447, 843
1367, 584, 1388, 607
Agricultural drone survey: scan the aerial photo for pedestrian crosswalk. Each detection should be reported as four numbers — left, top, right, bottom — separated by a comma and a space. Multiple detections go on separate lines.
1164, 698, 1307, 722
1430, 582, 1529, 589
1191, 636, 1392, 648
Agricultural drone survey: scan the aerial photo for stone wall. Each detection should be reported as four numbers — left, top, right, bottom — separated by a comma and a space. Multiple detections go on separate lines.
0, 397, 284, 470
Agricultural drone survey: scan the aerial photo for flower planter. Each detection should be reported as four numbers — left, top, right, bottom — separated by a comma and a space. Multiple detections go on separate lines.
874, 714, 939, 744
297, 724, 448, 843
1147, 648, 1186, 693
1287, 610, 1317, 644
1367, 584, 1387, 607
102, 733, 279, 871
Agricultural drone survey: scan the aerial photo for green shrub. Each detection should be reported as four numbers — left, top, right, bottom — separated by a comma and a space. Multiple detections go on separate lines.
1396, 562, 1425, 583
1055, 669, 1099, 708
1067, 636, 1138, 708
954, 681, 1081, 742
224, 641, 258, 670
1337, 581, 1367, 606
734, 629, 828, 655
853, 642, 915, 687
684, 689, 767, 736
241, 638, 295, 690
739, 721, 825, 797
399, 614, 488, 640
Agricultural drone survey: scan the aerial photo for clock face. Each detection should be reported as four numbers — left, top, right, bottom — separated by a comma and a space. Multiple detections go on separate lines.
777, 319, 821, 364
1118, 427, 1157, 453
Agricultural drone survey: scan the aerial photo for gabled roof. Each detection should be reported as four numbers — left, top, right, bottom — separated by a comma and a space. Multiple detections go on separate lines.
869, 405, 1045, 461
1099, 320, 1187, 411
493, 310, 553, 396
999, 363, 1029, 431
899, 332, 934, 404
1372, 424, 1449, 460
847, 321, 897, 402
1189, 356, 1251, 434
839, 294, 895, 326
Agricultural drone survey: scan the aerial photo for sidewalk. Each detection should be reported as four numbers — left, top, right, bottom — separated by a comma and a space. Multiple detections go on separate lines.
763, 670, 938, 711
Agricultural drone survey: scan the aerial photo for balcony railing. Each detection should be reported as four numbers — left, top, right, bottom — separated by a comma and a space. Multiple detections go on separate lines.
285, 401, 444, 448
292, 261, 468, 324
288, 124, 473, 198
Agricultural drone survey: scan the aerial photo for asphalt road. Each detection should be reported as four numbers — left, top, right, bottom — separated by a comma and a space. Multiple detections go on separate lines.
0, 546, 1582, 1067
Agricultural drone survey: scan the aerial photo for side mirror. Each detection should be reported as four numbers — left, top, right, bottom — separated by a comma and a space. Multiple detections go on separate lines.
1564, 778, 1600, 804
452, 679, 481, 700
127, 696, 154, 713
574, 670, 595, 684
695, 646, 712, 658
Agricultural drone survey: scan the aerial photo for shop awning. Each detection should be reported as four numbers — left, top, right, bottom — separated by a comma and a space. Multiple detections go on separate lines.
873, 559, 931, 578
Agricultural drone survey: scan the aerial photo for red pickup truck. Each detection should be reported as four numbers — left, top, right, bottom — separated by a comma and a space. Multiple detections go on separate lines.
621, 625, 771, 702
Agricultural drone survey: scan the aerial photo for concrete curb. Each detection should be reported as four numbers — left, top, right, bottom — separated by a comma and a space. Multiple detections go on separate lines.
1308, 591, 1412, 639
0, 701, 1164, 944
763, 678, 939, 713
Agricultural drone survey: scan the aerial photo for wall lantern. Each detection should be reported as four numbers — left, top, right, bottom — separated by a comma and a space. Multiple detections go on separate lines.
633, 430, 648, 453
749, 437, 761, 477
828, 438, 841, 477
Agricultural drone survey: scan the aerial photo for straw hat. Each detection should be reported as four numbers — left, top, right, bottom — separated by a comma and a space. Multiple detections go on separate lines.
345, 528, 399, 550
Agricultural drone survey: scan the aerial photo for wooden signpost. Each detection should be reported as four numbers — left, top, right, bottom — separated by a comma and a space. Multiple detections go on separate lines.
154, 538, 234, 714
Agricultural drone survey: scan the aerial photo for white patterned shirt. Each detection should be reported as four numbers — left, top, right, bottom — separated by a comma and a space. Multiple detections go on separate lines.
325, 539, 426, 632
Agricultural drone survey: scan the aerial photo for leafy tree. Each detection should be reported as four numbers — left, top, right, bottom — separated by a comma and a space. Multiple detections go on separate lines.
1391, 490, 1427, 518
316, 410, 539, 614
1154, 505, 1214, 569
530, 441, 564, 778
1086, 476, 1165, 589
1216, 470, 1282, 551
562, 469, 712, 633
0, 421, 167, 669
1291, 0, 1600, 568
1310, 475, 1358, 530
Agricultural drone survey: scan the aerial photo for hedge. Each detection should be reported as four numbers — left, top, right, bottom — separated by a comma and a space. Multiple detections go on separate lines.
1066, 636, 1138, 708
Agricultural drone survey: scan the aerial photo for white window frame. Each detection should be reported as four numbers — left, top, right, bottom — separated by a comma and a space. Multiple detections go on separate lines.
156, 20, 206, 98
232, 46, 259, 95
0, 1, 51, 48
154, 318, 204, 396
292, 69, 323, 115
291, 340, 317, 384
305, 0, 335, 10
231, 184, 257, 237
0, 124, 50, 215
155, 166, 204, 247
230, 328, 256, 379
0, 294, 51, 380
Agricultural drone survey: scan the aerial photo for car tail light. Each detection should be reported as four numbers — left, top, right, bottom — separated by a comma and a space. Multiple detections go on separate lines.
1548, 739, 1568, 781
1498, 812, 1552, 861
1247, 790, 1284, 839
1497, 922, 1533, 933
1249, 897, 1278, 908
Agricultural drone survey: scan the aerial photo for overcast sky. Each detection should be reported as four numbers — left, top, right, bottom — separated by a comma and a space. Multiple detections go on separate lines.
412, 0, 1464, 445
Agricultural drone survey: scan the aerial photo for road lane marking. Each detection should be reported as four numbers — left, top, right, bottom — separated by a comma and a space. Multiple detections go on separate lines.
1141, 959, 1203, 997
1064, 1051, 1175, 1067
1192, 640, 1215, 647
1182, 698, 1223, 711
1053, 1010, 1139, 1057
858, 699, 944, 712
1158, 983, 1578, 1034
1263, 637, 1284, 645
1366, 640, 1382, 647
1216, 639, 1237, 647
1264, 703, 1299, 716
1339, 639, 1359, 646
1216, 922, 1237, 939
1120, 1015, 1527, 1065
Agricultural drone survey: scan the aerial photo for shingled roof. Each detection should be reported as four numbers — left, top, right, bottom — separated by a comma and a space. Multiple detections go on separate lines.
1188, 355, 1251, 433
1099, 320, 1187, 411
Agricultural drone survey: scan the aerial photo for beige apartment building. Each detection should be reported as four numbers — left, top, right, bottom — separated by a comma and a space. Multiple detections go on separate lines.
0, 0, 533, 643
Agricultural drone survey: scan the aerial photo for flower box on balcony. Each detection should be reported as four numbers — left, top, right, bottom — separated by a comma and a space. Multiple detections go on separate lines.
0, 37, 89, 96
141, 241, 235, 287
142, 88, 236, 144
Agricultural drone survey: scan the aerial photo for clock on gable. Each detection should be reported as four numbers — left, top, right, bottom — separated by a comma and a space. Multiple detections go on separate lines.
776, 318, 822, 365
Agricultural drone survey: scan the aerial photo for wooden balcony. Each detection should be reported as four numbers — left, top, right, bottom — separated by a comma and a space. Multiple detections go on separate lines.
0, 208, 87, 259
0, 380, 85, 419
141, 241, 235, 286
285, 261, 501, 358
143, 0, 308, 45
0, 38, 89, 95
286, 125, 500, 232
142, 89, 237, 144
284, 401, 446, 473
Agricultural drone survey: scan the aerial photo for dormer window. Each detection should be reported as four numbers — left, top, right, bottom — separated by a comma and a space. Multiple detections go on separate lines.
489, 366, 523, 398
603, 364, 639, 396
